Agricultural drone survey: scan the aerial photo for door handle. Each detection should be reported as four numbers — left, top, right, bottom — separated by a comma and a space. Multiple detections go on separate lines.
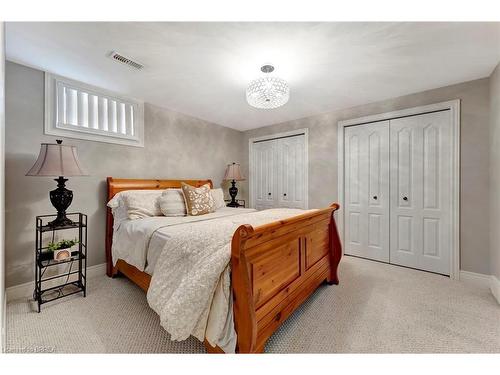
283, 193, 287, 197
268, 193, 272, 196
403, 196, 408, 201
373, 195, 377, 200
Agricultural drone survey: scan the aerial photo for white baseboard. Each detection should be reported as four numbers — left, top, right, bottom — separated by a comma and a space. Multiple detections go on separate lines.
490, 275, 500, 305
6, 262, 107, 302
459, 270, 491, 289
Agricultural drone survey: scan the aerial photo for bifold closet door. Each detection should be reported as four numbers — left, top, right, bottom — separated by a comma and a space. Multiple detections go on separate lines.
389, 111, 451, 275
344, 121, 390, 262
252, 140, 277, 210
277, 135, 306, 209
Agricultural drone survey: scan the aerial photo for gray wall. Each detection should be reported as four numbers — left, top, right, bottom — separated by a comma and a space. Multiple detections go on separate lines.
5, 60, 495, 286
490, 62, 500, 281
5, 61, 245, 287
243, 78, 491, 275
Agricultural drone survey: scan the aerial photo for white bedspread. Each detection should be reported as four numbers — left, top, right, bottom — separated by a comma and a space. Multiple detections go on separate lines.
111, 207, 313, 352
146, 208, 312, 352
111, 207, 257, 273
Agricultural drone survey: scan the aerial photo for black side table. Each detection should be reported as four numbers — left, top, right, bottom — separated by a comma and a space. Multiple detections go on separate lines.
34, 212, 87, 312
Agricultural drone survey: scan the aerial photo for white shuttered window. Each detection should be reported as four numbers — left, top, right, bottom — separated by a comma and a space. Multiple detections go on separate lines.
45, 73, 144, 147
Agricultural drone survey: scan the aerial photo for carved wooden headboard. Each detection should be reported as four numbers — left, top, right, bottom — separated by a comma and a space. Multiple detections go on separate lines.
105, 177, 213, 276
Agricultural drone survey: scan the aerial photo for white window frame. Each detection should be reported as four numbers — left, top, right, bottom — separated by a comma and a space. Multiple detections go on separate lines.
44, 72, 144, 147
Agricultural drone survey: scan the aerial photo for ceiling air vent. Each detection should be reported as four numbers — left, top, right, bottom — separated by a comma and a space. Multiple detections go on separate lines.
108, 51, 144, 70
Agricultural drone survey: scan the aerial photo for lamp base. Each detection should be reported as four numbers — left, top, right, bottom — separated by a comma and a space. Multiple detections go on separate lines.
227, 180, 240, 207
48, 216, 75, 228
48, 176, 74, 228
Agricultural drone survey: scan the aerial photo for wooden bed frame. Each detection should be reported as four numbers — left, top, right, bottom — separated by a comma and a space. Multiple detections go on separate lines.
105, 177, 342, 353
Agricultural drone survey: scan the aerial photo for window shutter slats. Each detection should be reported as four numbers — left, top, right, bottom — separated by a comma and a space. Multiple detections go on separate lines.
88, 94, 98, 129
108, 100, 117, 133
125, 105, 133, 135
48, 73, 143, 146
66, 88, 78, 125
57, 84, 66, 124
98, 97, 107, 131
77, 91, 88, 128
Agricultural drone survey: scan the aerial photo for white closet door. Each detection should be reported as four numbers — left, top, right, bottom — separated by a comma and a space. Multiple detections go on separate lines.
277, 135, 306, 209
252, 140, 277, 210
344, 121, 390, 262
389, 111, 451, 275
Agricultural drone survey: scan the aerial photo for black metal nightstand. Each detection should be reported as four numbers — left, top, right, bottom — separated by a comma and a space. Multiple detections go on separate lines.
34, 212, 87, 312
225, 199, 246, 208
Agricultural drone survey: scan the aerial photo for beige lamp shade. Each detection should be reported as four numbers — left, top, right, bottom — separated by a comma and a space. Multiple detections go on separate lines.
224, 162, 245, 181
26, 141, 88, 177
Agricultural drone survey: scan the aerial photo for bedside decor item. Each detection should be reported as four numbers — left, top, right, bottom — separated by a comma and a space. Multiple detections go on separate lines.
224, 162, 245, 207
48, 239, 79, 261
35, 213, 87, 312
26, 140, 88, 227
181, 183, 215, 216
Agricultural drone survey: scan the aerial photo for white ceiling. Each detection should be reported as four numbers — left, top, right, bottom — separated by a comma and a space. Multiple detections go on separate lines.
6, 22, 500, 131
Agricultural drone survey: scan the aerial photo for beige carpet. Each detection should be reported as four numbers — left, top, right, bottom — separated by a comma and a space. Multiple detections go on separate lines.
6, 256, 500, 353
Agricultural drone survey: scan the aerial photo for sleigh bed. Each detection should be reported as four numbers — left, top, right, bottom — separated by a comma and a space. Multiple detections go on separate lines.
105, 177, 342, 353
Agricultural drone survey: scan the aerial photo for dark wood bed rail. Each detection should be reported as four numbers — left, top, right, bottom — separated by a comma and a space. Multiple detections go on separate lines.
105, 177, 342, 353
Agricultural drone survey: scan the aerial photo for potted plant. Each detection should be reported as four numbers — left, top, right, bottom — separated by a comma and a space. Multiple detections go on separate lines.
47, 238, 79, 261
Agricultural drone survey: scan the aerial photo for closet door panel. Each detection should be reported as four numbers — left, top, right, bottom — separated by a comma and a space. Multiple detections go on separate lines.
277, 135, 306, 209
420, 112, 451, 274
253, 140, 277, 210
389, 111, 451, 275
390, 124, 420, 264
344, 121, 389, 262
345, 128, 365, 257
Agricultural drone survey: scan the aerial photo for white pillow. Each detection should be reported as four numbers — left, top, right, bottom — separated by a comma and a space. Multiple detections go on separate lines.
107, 190, 162, 220
110, 204, 128, 231
159, 189, 187, 217
210, 188, 226, 210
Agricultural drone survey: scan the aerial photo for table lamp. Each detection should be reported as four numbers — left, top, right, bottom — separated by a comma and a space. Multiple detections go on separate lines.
26, 140, 88, 227
223, 162, 245, 207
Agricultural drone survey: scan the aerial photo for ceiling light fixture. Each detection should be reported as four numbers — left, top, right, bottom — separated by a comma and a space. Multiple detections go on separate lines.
246, 64, 289, 109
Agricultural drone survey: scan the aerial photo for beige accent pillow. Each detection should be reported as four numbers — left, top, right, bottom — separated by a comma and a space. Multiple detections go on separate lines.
181, 183, 215, 216
210, 188, 226, 210
159, 189, 187, 217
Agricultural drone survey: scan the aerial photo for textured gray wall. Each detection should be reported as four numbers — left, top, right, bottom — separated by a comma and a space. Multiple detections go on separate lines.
243, 78, 491, 275
5, 61, 245, 287
5, 60, 494, 287
490, 62, 500, 281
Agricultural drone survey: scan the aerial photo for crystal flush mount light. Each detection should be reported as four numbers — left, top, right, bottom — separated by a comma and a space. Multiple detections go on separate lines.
246, 64, 290, 109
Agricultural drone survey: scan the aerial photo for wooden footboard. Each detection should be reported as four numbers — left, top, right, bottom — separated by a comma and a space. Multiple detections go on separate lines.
106, 177, 341, 353
230, 204, 341, 353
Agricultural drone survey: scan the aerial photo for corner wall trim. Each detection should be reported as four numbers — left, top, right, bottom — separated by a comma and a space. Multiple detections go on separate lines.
459, 270, 491, 289
490, 275, 500, 305
6, 262, 107, 302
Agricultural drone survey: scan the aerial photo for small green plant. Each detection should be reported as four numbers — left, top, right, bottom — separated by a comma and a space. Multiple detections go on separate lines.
47, 238, 79, 252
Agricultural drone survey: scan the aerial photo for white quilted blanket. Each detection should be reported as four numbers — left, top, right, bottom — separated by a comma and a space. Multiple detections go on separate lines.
146, 208, 312, 352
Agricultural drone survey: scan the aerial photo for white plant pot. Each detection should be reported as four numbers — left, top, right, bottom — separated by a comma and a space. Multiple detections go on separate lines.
53, 246, 73, 261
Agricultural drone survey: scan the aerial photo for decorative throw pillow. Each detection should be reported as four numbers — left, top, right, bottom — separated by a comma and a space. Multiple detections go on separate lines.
159, 189, 187, 217
181, 183, 215, 216
117, 190, 163, 220
210, 188, 226, 210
